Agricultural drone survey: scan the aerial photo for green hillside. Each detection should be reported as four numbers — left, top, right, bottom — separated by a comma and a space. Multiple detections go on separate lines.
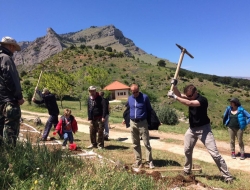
18, 45, 250, 128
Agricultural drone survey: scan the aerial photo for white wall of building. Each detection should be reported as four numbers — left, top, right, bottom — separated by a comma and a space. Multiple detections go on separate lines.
115, 89, 129, 99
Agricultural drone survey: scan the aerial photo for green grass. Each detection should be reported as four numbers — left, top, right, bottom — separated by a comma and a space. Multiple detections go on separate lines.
2, 129, 249, 190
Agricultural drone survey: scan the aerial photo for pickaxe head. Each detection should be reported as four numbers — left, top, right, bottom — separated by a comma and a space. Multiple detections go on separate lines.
176, 44, 194, 59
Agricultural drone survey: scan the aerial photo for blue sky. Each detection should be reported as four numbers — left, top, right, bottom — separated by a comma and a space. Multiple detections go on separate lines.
1, 0, 250, 77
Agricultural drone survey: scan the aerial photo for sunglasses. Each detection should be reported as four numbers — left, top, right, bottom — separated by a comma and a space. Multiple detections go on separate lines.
186, 91, 195, 98
131, 91, 139, 94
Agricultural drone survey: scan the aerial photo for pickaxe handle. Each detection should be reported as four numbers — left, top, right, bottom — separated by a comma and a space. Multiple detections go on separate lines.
33, 70, 43, 98
170, 44, 194, 91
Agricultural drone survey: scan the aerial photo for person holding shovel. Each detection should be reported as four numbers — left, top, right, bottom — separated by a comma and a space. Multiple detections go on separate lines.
54, 108, 78, 150
168, 79, 233, 183
32, 88, 60, 141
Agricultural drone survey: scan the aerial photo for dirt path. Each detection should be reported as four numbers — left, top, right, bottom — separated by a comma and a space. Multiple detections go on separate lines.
21, 110, 250, 173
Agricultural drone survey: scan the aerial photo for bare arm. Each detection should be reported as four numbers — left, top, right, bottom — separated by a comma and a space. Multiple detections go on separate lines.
173, 86, 200, 107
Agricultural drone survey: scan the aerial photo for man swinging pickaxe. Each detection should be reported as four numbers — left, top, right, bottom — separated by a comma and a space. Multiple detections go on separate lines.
169, 44, 194, 93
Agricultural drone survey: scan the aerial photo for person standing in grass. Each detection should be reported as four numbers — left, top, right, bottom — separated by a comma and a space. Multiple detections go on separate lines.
87, 86, 107, 149
32, 88, 60, 141
0, 36, 25, 146
100, 91, 110, 141
126, 84, 154, 169
54, 108, 78, 149
168, 79, 233, 183
223, 98, 250, 160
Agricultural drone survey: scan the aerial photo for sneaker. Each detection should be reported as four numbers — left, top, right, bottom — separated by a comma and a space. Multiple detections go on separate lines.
225, 178, 233, 184
87, 144, 97, 149
61, 146, 66, 150
149, 161, 155, 169
240, 153, 245, 160
39, 138, 46, 141
231, 152, 236, 159
132, 161, 141, 168
98, 146, 104, 150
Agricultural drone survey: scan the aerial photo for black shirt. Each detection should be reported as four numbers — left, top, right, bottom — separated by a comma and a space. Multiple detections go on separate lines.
189, 94, 210, 128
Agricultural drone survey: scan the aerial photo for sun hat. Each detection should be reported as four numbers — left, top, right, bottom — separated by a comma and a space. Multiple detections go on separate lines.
229, 98, 241, 106
42, 88, 49, 94
88, 86, 96, 91
0, 36, 21, 51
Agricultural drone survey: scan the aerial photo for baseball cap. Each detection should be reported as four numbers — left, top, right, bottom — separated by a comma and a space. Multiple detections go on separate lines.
88, 86, 96, 91
0, 36, 21, 51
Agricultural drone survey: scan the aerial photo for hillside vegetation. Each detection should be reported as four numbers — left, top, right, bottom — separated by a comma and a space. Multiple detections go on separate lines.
19, 45, 250, 128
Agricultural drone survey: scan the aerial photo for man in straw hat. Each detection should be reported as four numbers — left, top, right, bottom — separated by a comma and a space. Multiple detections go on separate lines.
0, 36, 24, 146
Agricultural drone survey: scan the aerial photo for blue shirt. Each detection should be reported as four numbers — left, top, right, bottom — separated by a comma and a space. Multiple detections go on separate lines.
128, 92, 152, 120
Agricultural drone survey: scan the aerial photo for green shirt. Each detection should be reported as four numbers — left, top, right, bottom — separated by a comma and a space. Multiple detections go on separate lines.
228, 112, 240, 129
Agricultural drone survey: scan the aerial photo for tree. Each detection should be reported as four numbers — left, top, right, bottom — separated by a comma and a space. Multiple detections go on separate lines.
70, 68, 88, 110
22, 80, 34, 105
157, 60, 166, 67
39, 71, 72, 108
84, 66, 112, 89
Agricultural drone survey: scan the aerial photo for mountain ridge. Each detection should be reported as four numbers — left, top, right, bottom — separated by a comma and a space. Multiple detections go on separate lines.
13, 25, 153, 66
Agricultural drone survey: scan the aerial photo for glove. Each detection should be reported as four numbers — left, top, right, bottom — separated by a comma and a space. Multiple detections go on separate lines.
168, 91, 177, 99
171, 79, 178, 86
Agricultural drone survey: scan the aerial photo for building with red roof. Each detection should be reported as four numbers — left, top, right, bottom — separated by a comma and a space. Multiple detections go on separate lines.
103, 81, 130, 100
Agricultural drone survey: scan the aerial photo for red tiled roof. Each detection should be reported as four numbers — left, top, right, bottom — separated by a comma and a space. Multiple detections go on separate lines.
103, 81, 130, 90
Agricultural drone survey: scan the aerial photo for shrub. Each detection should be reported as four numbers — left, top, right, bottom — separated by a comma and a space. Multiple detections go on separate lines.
198, 77, 203, 82
156, 105, 179, 125
80, 44, 86, 49
20, 70, 27, 77
106, 47, 112, 52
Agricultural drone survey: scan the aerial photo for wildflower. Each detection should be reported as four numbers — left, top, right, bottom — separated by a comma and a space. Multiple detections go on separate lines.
34, 180, 38, 185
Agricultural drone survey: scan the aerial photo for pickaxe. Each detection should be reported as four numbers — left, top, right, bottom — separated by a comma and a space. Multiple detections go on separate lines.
170, 44, 194, 91
32, 70, 43, 99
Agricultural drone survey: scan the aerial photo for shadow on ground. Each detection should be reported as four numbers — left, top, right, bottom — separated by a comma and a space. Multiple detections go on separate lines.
105, 145, 130, 150
154, 159, 181, 167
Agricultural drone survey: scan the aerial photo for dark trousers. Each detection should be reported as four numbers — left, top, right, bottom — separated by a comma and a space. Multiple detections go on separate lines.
62, 132, 74, 146
0, 102, 21, 146
89, 118, 104, 147
42, 115, 58, 139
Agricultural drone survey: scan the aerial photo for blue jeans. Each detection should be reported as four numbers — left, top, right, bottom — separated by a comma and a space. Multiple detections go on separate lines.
62, 132, 74, 146
42, 115, 58, 139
